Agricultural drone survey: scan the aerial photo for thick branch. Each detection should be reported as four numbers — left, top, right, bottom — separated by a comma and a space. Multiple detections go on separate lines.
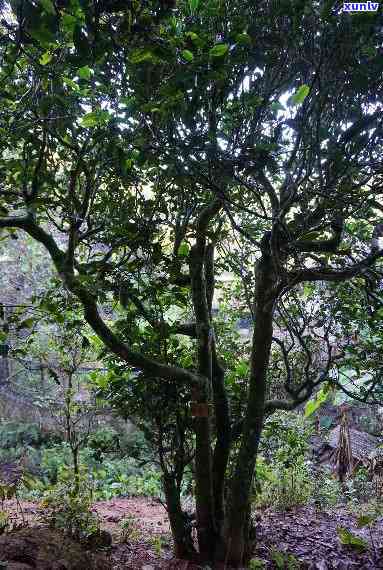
257, 172, 279, 216
291, 216, 344, 253
0, 215, 204, 387
289, 249, 383, 284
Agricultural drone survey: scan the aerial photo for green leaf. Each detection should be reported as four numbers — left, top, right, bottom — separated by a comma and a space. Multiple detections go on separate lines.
305, 399, 320, 418
209, 43, 229, 58
61, 13, 77, 34
80, 110, 110, 128
181, 50, 194, 62
177, 242, 190, 257
39, 51, 52, 65
235, 33, 251, 46
63, 76, 80, 91
17, 318, 35, 330
271, 549, 286, 569
270, 101, 285, 112
337, 527, 368, 552
235, 361, 249, 377
29, 25, 55, 47
40, 0, 55, 14
129, 49, 155, 64
302, 282, 314, 299
356, 514, 376, 528
80, 113, 98, 127
304, 387, 329, 417
291, 84, 310, 105
188, 0, 200, 13
120, 96, 136, 109
78, 66, 92, 79
249, 559, 266, 570
185, 31, 199, 42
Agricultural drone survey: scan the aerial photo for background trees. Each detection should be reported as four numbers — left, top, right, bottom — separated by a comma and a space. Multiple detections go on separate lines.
0, 0, 382, 567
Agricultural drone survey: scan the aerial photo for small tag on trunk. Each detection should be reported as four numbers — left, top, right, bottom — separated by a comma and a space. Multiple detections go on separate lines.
190, 403, 210, 417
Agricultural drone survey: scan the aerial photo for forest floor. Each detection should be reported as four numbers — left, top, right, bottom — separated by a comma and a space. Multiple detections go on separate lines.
0, 498, 382, 569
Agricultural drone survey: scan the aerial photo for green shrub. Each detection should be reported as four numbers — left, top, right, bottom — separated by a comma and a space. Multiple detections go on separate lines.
0, 421, 42, 448
311, 468, 341, 507
0, 420, 162, 502
40, 443, 73, 485
343, 467, 374, 504
254, 412, 314, 511
260, 411, 313, 464
21, 445, 162, 501
88, 428, 120, 461
255, 456, 313, 511
91, 460, 162, 500
41, 471, 99, 541
120, 515, 140, 542
0, 421, 59, 449
119, 428, 153, 461
271, 548, 301, 569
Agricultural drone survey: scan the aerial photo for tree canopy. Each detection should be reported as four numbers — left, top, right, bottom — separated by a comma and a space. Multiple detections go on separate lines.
0, 0, 382, 566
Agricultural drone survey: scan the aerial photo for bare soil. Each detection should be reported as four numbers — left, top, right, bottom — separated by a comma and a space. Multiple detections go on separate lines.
0, 499, 382, 569
254, 505, 383, 569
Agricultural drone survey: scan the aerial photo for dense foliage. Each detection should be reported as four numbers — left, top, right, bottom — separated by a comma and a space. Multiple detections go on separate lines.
0, 0, 382, 567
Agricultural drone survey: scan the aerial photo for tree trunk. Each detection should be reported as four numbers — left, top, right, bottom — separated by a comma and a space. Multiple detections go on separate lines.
220, 252, 275, 567
193, 385, 216, 560
212, 340, 230, 535
73, 445, 80, 495
0, 355, 10, 386
206, 245, 231, 537
190, 241, 216, 562
163, 474, 196, 559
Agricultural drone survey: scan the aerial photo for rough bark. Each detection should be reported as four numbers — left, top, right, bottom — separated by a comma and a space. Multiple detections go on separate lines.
187, 200, 222, 561
72, 445, 80, 496
205, 242, 231, 535
0, 356, 10, 386
163, 474, 196, 559
190, 241, 216, 561
221, 250, 276, 567
211, 340, 230, 534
